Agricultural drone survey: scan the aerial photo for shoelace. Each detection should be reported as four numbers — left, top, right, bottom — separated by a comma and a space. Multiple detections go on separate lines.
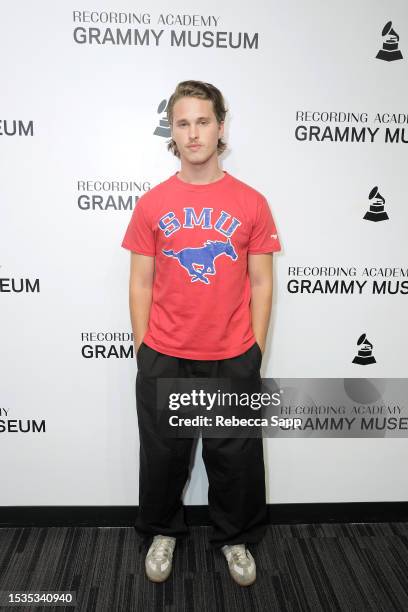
151, 540, 173, 561
230, 546, 249, 564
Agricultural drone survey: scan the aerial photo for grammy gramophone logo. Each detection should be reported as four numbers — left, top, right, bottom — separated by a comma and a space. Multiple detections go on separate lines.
352, 333, 376, 365
153, 99, 171, 137
376, 21, 403, 61
364, 186, 389, 222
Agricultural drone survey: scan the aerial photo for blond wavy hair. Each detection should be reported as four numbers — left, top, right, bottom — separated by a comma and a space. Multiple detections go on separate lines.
166, 80, 228, 158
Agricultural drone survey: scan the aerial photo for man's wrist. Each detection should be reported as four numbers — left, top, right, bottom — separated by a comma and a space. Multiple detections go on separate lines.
134, 334, 147, 354
254, 338, 265, 354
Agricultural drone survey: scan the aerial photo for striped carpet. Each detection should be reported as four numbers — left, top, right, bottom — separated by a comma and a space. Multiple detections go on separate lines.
0, 523, 407, 611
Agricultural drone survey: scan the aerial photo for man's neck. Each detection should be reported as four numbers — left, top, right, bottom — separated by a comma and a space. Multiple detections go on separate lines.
177, 160, 224, 185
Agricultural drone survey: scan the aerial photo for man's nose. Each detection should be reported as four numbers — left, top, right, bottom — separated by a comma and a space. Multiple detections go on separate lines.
188, 124, 198, 140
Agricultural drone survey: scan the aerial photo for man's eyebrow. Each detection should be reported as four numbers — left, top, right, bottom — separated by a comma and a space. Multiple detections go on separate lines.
175, 116, 211, 124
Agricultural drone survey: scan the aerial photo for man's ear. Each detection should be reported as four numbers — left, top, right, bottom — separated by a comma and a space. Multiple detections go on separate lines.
218, 121, 225, 137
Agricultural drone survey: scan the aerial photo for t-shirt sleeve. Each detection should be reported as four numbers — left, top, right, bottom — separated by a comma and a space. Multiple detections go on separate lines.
248, 195, 282, 254
121, 196, 156, 256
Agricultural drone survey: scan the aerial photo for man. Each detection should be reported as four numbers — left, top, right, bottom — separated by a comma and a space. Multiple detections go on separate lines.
122, 80, 281, 586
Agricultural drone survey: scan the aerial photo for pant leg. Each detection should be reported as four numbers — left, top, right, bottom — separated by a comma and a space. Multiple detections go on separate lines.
202, 342, 268, 549
135, 343, 195, 543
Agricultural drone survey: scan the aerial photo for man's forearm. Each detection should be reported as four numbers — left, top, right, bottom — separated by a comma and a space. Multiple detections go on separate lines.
250, 282, 273, 353
129, 286, 153, 351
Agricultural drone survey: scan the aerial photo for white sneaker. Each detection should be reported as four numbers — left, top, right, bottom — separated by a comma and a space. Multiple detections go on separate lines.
222, 544, 256, 586
145, 535, 176, 582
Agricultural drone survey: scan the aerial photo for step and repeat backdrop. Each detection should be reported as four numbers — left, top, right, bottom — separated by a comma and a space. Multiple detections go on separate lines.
1, 1, 407, 506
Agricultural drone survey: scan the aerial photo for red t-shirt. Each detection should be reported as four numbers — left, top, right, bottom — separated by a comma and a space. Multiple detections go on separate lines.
121, 171, 282, 359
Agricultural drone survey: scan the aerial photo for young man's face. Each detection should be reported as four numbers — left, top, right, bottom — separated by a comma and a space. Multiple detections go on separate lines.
170, 96, 224, 166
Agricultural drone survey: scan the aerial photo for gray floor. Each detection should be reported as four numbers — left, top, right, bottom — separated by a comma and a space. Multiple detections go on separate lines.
1, 523, 408, 611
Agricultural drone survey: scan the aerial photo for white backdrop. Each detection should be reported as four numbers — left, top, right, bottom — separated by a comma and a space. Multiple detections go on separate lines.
1, 0, 408, 506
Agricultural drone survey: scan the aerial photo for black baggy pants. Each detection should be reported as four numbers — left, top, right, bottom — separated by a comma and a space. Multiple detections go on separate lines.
134, 340, 268, 551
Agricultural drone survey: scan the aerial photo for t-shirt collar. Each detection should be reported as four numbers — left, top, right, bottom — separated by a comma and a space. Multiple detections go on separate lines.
171, 170, 231, 191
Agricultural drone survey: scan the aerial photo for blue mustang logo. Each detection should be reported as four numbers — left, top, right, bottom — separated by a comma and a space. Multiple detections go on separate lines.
162, 238, 238, 284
